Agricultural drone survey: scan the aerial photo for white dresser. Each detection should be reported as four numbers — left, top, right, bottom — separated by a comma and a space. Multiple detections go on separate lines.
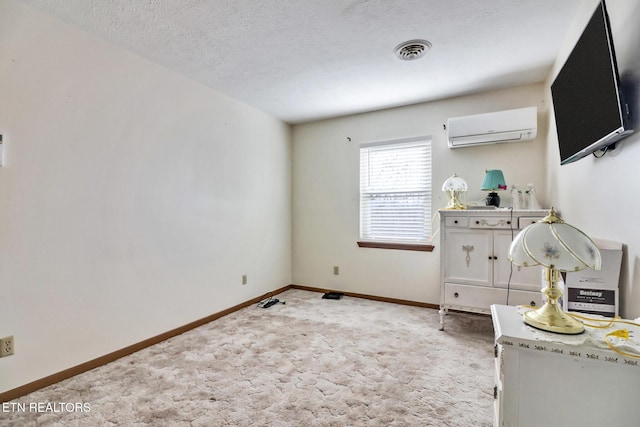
491, 304, 640, 427
438, 209, 547, 330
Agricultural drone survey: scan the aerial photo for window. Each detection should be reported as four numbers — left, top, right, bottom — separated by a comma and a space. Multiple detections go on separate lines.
359, 136, 432, 251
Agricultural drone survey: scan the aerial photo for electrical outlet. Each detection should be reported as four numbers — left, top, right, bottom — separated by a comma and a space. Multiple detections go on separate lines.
0, 336, 14, 357
333, 266, 340, 275
242, 274, 247, 285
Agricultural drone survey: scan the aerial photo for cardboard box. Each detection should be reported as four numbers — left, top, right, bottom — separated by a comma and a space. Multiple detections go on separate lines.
565, 288, 617, 317
564, 239, 622, 317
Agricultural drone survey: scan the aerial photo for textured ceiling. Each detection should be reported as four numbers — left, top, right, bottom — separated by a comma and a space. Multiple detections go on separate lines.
21, 0, 584, 124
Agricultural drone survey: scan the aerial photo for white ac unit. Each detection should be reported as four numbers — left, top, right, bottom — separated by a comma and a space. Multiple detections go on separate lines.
447, 107, 537, 148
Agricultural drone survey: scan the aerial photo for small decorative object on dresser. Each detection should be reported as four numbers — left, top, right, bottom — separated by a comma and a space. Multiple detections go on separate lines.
480, 169, 506, 207
441, 173, 468, 210
510, 185, 524, 210
438, 208, 548, 330
526, 183, 541, 210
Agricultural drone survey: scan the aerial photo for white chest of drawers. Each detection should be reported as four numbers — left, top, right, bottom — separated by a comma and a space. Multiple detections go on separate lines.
438, 209, 548, 330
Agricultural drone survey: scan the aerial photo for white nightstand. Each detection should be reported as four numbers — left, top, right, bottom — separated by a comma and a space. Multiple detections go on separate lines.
491, 304, 640, 427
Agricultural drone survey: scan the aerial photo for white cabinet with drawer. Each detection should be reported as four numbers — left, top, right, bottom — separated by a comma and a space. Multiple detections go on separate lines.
439, 209, 547, 330
492, 304, 640, 427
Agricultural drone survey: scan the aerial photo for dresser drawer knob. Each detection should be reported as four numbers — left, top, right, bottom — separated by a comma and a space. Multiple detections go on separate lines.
454, 292, 459, 298
531, 301, 536, 307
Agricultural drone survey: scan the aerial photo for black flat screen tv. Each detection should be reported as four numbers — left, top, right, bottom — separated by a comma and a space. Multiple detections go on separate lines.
551, 0, 634, 165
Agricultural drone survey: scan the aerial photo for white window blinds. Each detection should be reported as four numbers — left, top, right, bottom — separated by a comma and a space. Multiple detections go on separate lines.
359, 137, 432, 244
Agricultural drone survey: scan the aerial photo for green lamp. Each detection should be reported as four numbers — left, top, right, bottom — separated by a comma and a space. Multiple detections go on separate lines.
481, 169, 506, 207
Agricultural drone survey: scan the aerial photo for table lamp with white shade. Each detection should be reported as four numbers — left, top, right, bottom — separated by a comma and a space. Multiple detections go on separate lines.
508, 207, 601, 334
442, 173, 468, 210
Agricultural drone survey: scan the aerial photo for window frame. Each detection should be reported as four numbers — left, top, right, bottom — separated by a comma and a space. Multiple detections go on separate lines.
357, 136, 434, 252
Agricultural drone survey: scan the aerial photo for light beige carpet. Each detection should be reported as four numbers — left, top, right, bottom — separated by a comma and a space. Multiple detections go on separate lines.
4, 289, 495, 426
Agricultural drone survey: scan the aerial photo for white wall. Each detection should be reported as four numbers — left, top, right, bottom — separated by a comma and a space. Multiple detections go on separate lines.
546, 0, 640, 319
292, 84, 548, 304
0, 1, 291, 393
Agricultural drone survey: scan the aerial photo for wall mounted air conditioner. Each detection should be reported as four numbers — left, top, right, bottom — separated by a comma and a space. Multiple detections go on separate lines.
447, 107, 537, 148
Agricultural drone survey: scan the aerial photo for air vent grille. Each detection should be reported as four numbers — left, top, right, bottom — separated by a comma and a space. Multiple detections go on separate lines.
394, 39, 431, 61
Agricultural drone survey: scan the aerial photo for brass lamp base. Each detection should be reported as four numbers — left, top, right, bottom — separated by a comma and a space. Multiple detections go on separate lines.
523, 303, 584, 335
443, 202, 466, 210
523, 267, 585, 335
444, 191, 466, 210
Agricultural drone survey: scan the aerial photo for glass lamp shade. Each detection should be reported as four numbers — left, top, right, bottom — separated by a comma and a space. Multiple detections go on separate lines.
508, 229, 540, 268
509, 209, 601, 272
480, 169, 506, 191
442, 174, 468, 210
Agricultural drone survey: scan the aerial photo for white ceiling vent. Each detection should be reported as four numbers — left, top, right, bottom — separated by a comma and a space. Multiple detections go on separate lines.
394, 40, 432, 61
